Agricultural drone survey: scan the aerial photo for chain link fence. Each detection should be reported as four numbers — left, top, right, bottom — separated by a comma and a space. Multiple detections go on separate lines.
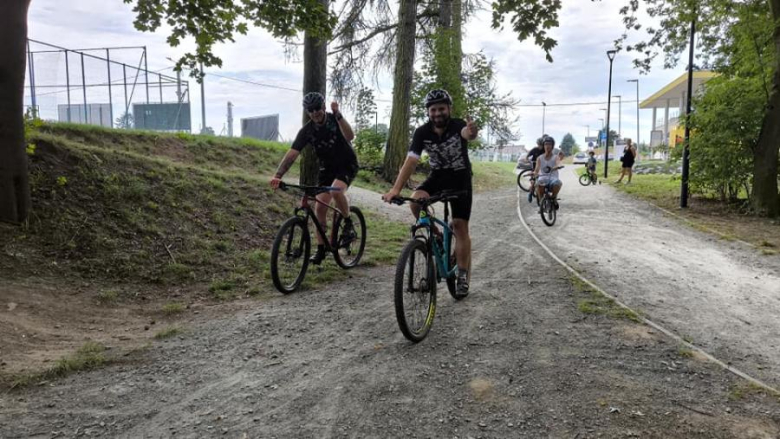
25, 39, 191, 132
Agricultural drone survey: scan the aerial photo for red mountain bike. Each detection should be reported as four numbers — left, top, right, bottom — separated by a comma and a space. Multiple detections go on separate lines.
270, 182, 366, 294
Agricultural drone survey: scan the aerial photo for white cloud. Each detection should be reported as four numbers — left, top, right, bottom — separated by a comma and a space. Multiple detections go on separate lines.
28, 0, 687, 146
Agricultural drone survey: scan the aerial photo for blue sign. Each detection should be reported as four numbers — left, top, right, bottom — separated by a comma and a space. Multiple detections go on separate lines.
599, 131, 607, 142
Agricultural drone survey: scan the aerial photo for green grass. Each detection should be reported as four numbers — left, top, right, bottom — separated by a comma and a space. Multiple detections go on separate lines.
11, 342, 108, 389
571, 275, 640, 322
10, 125, 297, 288
678, 346, 695, 358
729, 382, 780, 401
161, 303, 185, 315
470, 161, 518, 192
154, 326, 183, 339
209, 276, 246, 300
361, 211, 409, 266
96, 289, 118, 304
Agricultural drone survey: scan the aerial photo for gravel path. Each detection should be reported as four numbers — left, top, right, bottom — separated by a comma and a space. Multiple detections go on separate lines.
520, 166, 780, 390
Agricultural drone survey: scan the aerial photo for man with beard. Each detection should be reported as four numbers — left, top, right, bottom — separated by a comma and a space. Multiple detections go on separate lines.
270, 91, 359, 265
382, 89, 479, 298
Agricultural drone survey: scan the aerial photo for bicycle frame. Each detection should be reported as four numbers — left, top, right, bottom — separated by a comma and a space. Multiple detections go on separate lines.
410, 206, 456, 282
293, 192, 344, 253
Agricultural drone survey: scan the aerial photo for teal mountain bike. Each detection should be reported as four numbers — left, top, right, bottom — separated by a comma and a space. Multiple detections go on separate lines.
390, 191, 468, 342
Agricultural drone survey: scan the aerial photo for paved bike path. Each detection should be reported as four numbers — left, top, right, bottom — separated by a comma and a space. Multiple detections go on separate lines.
520, 166, 780, 389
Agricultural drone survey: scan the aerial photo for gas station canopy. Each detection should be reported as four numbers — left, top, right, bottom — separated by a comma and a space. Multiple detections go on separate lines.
640, 71, 717, 109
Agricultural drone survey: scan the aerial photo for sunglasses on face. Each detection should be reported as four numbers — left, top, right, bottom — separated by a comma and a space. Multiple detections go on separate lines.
306, 106, 323, 114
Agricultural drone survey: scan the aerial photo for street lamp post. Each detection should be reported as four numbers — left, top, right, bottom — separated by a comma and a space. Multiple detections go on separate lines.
613, 95, 622, 139
584, 124, 590, 139
541, 101, 547, 134
605, 49, 617, 179
681, 14, 696, 208
199, 61, 207, 133
627, 79, 640, 148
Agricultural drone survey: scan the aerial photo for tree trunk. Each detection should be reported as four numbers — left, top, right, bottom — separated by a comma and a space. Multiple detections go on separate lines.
0, 0, 32, 224
439, 0, 452, 26
452, 0, 463, 81
753, 0, 780, 216
382, 0, 418, 181
433, 0, 465, 117
300, 0, 329, 186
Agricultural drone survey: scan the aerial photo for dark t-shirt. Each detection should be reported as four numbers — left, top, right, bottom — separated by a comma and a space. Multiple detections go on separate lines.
527, 146, 544, 165
408, 118, 471, 172
291, 113, 358, 170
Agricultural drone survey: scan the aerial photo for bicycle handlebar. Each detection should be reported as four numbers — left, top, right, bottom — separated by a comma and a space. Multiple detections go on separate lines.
390, 190, 469, 207
279, 181, 342, 195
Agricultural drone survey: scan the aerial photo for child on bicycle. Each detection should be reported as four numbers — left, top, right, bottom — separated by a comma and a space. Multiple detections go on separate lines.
586, 150, 598, 184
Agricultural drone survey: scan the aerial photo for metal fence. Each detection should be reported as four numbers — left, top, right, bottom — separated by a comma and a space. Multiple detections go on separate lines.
24, 39, 191, 131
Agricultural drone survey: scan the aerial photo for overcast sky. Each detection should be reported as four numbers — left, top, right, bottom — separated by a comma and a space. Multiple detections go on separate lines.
27, 0, 685, 147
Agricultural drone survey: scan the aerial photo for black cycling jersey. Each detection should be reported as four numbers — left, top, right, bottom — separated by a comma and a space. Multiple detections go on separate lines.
291, 113, 358, 171
527, 146, 544, 166
408, 118, 471, 172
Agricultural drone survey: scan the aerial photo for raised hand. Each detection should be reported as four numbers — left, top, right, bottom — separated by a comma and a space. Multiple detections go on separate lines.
465, 115, 478, 137
331, 101, 339, 114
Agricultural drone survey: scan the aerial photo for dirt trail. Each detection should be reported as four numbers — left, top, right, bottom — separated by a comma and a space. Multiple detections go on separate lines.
1, 187, 779, 438
520, 166, 780, 389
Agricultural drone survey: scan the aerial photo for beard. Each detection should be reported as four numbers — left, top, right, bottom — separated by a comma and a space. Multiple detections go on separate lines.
430, 114, 450, 128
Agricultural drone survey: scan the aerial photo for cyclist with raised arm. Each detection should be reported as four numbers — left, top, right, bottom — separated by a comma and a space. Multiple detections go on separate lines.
269, 92, 359, 265
534, 135, 563, 211
381, 89, 479, 298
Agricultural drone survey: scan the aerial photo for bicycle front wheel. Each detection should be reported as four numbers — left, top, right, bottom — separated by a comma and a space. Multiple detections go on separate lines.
333, 206, 367, 269
270, 216, 310, 294
394, 239, 436, 342
579, 173, 592, 186
517, 170, 532, 192
541, 197, 557, 227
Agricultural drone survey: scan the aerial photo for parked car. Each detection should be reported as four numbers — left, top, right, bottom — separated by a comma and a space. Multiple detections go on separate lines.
515, 154, 532, 174
572, 152, 588, 165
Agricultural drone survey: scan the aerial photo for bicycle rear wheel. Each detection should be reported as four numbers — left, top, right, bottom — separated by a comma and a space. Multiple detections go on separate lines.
332, 206, 367, 269
270, 216, 310, 294
394, 239, 436, 342
517, 170, 532, 192
579, 173, 592, 186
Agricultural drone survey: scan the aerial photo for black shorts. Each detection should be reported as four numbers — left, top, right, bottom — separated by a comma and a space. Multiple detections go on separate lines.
416, 169, 473, 221
318, 162, 358, 187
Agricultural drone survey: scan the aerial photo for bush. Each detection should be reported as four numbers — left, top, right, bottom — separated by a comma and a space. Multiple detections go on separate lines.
353, 128, 386, 168
679, 75, 763, 203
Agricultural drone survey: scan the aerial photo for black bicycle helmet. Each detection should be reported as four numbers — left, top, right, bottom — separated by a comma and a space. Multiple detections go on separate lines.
302, 92, 325, 110
424, 89, 453, 108
536, 137, 545, 146
543, 135, 556, 146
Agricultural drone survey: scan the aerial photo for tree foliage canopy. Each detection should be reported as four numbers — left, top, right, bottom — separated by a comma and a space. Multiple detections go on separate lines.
125, 0, 336, 77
